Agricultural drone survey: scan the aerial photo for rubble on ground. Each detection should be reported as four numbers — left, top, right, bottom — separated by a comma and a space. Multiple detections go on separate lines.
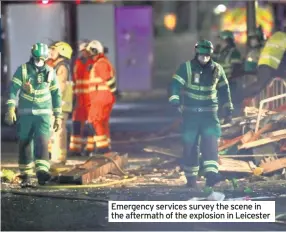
143, 106, 286, 183
1, 105, 286, 193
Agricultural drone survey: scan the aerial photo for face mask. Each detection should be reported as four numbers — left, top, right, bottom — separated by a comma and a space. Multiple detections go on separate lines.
197, 55, 210, 65
34, 59, 45, 67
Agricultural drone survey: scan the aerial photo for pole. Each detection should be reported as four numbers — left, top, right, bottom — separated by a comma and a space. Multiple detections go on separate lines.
246, 0, 257, 49
65, 1, 78, 76
189, 1, 198, 33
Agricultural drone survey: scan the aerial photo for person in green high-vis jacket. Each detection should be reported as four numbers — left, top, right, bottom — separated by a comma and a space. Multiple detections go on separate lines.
5, 42, 62, 187
169, 39, 233, 189
244, 26, 265, 73
213, 30, 242, 79
213, 30, 242, 101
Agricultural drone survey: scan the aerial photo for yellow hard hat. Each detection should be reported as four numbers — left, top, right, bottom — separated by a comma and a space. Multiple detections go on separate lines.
86, 40, 104, 55
50, 41, 73, 59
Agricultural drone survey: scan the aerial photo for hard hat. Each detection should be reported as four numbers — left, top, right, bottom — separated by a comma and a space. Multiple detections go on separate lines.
78, 39, 90, 52
31, 42, 49, 60
86, 40, 104, 55
195, 39, 214, 55
219, 30, 234, 40
49, 41, 73, 59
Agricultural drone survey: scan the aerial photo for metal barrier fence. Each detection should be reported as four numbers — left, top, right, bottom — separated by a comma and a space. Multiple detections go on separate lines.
244, 77, 286, 111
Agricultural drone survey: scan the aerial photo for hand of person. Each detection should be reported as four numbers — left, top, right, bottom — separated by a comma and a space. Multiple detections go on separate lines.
5, 107, 17, 126
53, 117, 61, 132
23, 79, 33, 94
223, 108, 233, 124
223, 115, 232, 124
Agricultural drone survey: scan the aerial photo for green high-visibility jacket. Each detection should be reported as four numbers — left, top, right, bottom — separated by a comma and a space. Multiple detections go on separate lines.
258, 31, 286, 70
169, 59, 233, 111
213, 46, 242, 79
6, 61, 62, 117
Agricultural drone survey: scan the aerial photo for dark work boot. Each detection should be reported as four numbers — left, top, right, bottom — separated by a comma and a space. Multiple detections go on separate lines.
204, 173, 225, 201
20, 175, 34, 188
36, 170, 51, 185
186, 176, 199, 190
205, 172, 223, 187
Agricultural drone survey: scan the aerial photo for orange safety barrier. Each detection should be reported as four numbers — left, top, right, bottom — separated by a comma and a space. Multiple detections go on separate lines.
243, 77, 286, 111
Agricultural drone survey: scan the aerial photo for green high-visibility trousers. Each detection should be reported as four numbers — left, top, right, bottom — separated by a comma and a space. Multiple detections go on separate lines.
17, 114, 51, 175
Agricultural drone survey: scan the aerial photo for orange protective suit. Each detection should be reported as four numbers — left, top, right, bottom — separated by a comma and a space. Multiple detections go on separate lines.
69, 57, 95, 155
88, 54, 116, 154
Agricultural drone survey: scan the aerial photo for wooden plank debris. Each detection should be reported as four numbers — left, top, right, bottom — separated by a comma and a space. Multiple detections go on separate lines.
218, 130, 254, 151
58, 153, 128, 184
259, 157, 286, 174
219, 136, 242, 151
219, 158, 252, 173
238, 130, 286, 150
280, 140, 286, 152
243, 107, 277, 116
248, 123, 273, 142
240, 130, 255, 144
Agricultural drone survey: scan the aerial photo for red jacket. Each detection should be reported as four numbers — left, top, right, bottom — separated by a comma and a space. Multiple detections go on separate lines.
89, 54, 116, 104
73, 57, 93, 106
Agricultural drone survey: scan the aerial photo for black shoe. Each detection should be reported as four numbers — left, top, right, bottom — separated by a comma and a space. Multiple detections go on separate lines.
36, 170, 51, 185
20, 175, 34, 188
186, 176, 199, 190
205, 173, 222, 187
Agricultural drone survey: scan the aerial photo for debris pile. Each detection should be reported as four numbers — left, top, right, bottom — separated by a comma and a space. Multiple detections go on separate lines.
144, 106, 286, 179
219, 106, 286, 175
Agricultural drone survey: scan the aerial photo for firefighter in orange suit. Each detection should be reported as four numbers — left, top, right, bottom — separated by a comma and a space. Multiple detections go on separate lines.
86, 40, 117, 155
69, 41, 95, 156
47, 41, 73, 163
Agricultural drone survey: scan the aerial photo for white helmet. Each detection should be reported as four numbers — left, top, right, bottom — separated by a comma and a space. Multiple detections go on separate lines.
78, 40, 89, 52
86, 40, 104, 55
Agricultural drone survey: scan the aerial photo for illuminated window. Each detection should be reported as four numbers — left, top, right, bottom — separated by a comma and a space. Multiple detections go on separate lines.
164, 13, 177, 31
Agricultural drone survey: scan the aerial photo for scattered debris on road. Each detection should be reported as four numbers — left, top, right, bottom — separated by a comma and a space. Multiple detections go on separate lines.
143, 105, 286, 183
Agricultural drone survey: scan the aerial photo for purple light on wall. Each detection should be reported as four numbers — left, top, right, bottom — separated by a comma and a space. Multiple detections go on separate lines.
115, 6, 153, 91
